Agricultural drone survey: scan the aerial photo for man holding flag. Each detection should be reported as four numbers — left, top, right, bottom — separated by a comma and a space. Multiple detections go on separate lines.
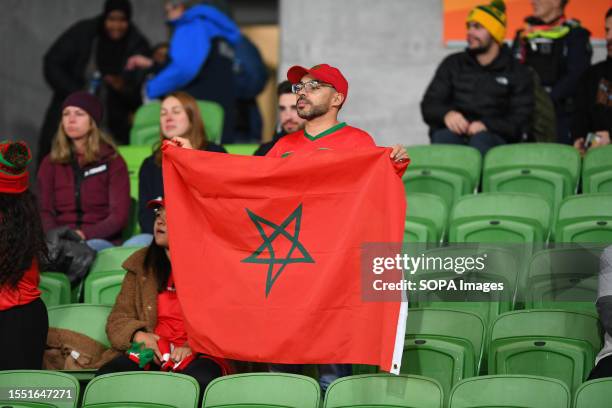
161, 63, 409, 390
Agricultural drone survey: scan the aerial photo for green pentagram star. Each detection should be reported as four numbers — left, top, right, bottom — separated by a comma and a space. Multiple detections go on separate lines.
241, 204, 315, 297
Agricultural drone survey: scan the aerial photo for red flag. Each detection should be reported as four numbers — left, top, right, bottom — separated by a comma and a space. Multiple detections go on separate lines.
162, 143, 407, 373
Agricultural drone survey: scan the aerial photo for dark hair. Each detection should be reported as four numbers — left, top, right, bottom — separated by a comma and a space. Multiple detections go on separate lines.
561, 0, 569, 8
277, 80, 293, 97
606, 7, 612, 19
0, 191, 48, 288
143, 236, 172, 293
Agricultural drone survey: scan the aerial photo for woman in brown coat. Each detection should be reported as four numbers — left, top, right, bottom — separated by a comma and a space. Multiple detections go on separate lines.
97, 197, 230, 392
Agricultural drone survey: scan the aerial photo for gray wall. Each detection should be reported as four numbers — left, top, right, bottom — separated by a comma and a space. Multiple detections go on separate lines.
279, 0, 607, 147
0, 0, 167, 160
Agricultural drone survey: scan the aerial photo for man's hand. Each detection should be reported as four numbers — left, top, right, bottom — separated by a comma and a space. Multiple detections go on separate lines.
444, 111, 469, 135
467, 121, 487, 136
390, 144, 409, 162
126, 55, 153, 71
573, 138, 586, 156
133, 331, 162, 363
74, 230, 86, 240
104, 75, 125, 92
171, 345, 193, 362
169, 136, 194, 149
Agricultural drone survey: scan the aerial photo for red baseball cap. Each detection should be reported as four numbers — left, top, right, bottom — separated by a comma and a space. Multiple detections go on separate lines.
147, 197, 165, 209
287, 64, 348, 100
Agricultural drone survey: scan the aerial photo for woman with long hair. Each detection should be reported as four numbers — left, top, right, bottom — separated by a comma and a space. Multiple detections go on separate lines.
125, 91, 226, 246
37, 91, 130, 251
99, 198, 230, 395
0, 141, 49, 369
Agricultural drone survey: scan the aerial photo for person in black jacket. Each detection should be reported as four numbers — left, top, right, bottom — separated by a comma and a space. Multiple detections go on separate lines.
38, 0, 150, 164
512, 0, 592, 144
572, 8, 612, 155
123, 92, 226, 246
421, 0, 533, 156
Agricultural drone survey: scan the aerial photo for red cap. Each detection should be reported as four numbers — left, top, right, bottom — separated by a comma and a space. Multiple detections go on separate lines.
147, 197, 165, 209
0, 141, 31, 194
287, 64, 348, 100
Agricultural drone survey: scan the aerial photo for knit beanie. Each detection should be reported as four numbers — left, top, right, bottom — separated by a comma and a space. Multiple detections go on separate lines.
467, 0, 507, 44
104, 0, 132, 20
61, 91, 104, 125
0, 141, 32, 194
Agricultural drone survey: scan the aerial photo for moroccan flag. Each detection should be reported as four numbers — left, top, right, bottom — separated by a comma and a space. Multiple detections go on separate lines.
162, 143, 408, 373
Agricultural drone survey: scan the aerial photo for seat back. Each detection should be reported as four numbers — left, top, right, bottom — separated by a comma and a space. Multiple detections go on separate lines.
82, 372, 199, 408
405, 193, 448, 243
0, 370, 79, 408
84, 270, 127, 305
324, 374, 443, 408
117, 145, 152, 200
574, 378, 612, 408
556, 194, 612, 243
47, 304, 113, 347
202, 373, 320, 408
483, 143, 580, 212
39, 272, 71, 306
449, 375, 570, 408
89, 246, 143, 275
582, 144, 612, 193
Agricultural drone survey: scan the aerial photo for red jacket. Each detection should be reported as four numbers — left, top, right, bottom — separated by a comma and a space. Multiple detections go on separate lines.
37, 143, 130, 244
0, 260, 41, 311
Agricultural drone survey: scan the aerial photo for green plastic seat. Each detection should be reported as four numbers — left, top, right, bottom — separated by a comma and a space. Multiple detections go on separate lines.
405, 193, 448, 244
574, 378, 612, 408
82, 372, 199, 408
39, 272, 71, 306
225, 144, 259, 155
202, 373, 320, 408
449, 192, 551, 244
488, 310, 601, 392
582, 144, 612, 193
89, 246, 143, 276
324, 374, 443, 408
402, 309, 485, 399
117, 145, 151, 200
130, 100, 223, 145
483, 143, 581, 212
0, 370, 79, 408
555, 194, 612, 243
403, 145, 481, 209
449, 375, 570, 408
84, 269, 127, 305
47, 304, 112, 347
524, 246, 603, 314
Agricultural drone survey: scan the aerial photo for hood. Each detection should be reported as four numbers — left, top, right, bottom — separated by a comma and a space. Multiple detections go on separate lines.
171, 4, 241, 45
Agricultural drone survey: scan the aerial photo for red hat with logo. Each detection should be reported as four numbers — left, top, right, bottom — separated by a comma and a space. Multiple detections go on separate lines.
287, 63, 349, 100
147, 197, 165, 209
0, 140, 32, 194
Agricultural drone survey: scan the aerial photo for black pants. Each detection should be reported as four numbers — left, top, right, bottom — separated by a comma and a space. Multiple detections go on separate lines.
97, 354, 222, 397
0, 298, 48, 370
588, 354, 612, 380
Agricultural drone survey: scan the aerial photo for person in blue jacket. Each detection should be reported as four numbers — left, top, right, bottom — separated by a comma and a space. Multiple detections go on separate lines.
127, 0, 241, 143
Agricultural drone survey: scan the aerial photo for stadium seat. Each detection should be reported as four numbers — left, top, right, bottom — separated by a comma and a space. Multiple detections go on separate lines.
488, 310, 601, 392
324, 374, 443, 408
82, 372, 199, 408
130, 100, 224, 145
89, 246, 143, 275
117, 145, 151, 200
555, 194, 612, 243
225, 144, 259, 155
405, 193, 448, 243
39, 271, 71, 306
524, 246, 603, 314
582, 144, 612, 193
202, 373, 320, 408
0, 370, 79, 408
402, 309, 485, 398
449, 375, 570, 408
84, 269, 126, 305
403, 145, 481, 209
574, 378, 612, 408
482, 143, 580, 212
448, 192, 551, 244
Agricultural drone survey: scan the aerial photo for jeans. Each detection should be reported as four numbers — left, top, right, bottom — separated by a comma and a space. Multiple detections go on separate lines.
431, 128, 506, 156
86, 239, 115, 252
123, 233, 154, 247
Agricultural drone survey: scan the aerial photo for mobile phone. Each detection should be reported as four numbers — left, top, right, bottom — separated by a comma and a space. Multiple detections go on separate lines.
585, 133, 600, 149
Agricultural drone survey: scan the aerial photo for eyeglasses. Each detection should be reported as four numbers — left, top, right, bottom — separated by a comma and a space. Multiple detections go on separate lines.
291, 80, 335, 94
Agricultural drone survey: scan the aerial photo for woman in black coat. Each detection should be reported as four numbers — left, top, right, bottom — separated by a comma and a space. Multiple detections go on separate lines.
38, 0, 150, 163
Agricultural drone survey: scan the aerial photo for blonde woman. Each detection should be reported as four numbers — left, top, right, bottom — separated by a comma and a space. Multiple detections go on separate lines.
38, 91, 130, 251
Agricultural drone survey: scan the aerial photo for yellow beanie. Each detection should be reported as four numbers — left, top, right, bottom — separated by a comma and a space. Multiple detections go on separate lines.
467, 0, 507, 44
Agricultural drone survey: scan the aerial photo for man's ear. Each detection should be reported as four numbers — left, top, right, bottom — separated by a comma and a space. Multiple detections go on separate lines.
331, 92, 345, 109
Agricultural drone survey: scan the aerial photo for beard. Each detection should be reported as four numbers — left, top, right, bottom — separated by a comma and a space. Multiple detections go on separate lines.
467, 36, 494, 56
297, 98, 329, 120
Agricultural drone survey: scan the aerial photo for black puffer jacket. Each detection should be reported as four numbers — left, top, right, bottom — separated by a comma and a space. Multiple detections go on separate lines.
421, 46, 534, 143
